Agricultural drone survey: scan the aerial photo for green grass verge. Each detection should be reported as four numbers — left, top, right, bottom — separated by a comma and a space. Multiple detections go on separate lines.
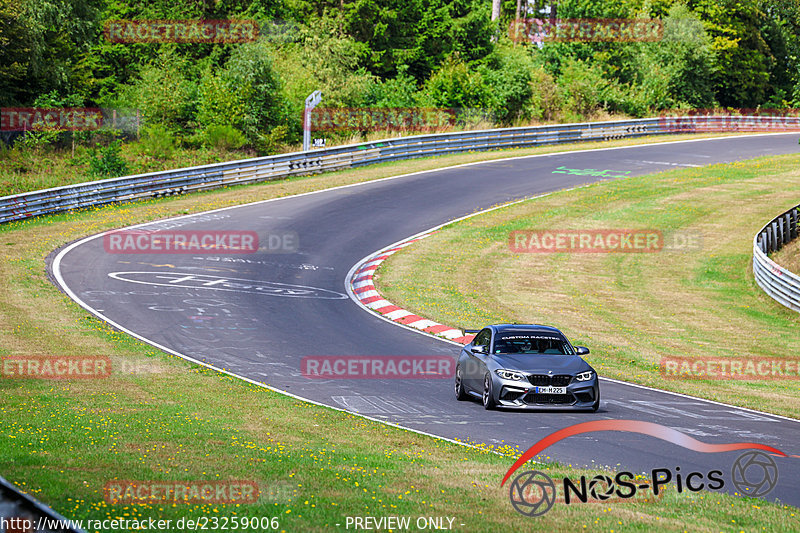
1, 133, 797, 532
377, 154, 800, 421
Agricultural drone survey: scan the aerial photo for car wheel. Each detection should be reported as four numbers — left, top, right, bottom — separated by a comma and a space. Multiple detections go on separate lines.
454, 366, 469, 401
591, 389, 600, 412
482, 373, 496, 410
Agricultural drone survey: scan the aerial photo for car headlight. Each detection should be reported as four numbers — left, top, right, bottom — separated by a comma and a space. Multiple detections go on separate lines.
495, 369, 525, 381
576, 370, 594, 382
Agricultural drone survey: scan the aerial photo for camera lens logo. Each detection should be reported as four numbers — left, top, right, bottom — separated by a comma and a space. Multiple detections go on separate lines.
587, 474, 615, 501
731, 451, 779, 498
508, 470, 556, 517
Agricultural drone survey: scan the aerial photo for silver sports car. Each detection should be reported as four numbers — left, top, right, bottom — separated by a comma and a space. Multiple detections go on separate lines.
454, 324, 599, 411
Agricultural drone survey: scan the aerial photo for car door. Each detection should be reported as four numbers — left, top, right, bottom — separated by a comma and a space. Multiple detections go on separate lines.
464, 328, 492, 391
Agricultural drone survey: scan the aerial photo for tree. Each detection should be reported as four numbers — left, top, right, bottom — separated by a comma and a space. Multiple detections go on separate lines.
0, 0, 31, 106
635, 3, 716, 109
1, 0, 101, 105
341, 0, 493, 80
688, 0, 773, 107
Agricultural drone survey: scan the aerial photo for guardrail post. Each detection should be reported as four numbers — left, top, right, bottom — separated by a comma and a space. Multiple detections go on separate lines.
764, 224, 773, 250
771, 222, 779, 251
792, 209, 798, 240
784, 213, 791, 244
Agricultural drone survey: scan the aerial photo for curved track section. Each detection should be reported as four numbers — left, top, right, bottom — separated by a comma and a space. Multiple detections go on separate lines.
51, 135, 800, 506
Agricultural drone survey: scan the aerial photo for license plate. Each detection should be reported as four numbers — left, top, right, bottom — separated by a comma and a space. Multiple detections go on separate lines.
534, 386, 566, 394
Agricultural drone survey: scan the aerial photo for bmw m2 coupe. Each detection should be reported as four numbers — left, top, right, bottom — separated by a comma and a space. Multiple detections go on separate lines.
454, 324, 599, 411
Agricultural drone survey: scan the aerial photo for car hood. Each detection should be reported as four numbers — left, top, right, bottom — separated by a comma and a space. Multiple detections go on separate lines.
490, 354, 592, 374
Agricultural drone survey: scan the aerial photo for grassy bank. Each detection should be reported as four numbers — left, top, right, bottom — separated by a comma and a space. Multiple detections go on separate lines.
377, 154, 800, 419
1, 134, 796, 532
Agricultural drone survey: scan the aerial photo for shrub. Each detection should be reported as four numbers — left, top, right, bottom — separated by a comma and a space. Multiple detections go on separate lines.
196, 71, 246, 132
529, 67, 561, 122
481, 46, 536, 125
365, 66, 420, 108
13, 130, 61, 151
224, 41, 290, 141
138, 125, 176, 160
253, 125, 289, 156
557, 58, 611, 118
204, 125, 247, 151
87, 140, 128, 178
422, 56, 494, 109
197, 41, 292, 149
121, 50, 195, 131
633, 3, 716, 110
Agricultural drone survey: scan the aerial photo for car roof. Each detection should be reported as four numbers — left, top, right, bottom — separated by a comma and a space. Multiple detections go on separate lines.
489, 324, 564, 335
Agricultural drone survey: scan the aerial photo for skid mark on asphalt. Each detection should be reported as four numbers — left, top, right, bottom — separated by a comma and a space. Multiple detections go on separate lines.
605, 400, 778, 422
332, 396, 424, 414
329, 397, 506, 426
621, 159, 701, 168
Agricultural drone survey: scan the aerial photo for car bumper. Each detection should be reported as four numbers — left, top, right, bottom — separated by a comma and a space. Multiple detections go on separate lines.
494, 378, 599, 410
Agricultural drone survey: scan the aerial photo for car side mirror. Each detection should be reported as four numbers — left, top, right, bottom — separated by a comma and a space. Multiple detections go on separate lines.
470, 345, 487, 354
575, 346, 590, 355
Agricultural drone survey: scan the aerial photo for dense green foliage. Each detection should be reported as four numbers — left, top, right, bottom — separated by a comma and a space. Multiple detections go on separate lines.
1, 0, 798, 155
86, 139, 128, 176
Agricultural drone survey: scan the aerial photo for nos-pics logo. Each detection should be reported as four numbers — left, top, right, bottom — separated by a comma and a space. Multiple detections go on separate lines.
509, 451, 779, 517
500, 420, 784, 517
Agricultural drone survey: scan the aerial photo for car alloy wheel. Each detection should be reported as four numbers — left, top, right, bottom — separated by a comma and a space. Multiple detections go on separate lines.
482, 373, 496, 410
454, 366, 468, 401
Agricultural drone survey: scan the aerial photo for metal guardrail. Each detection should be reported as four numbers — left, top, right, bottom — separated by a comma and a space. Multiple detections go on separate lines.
1, 115, 799, 225
753, 205, 800, 312
0, 475, 86, 532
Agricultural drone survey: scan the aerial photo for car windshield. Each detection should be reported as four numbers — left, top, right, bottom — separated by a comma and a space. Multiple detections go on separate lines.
493, 334, 573, 355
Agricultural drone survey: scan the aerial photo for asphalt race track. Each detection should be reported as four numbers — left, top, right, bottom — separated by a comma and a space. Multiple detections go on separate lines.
50, 134, 800, 507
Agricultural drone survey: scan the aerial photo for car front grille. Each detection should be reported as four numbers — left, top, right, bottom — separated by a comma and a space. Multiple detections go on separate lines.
527, 374, 573, 386
525, 393, 575, 405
